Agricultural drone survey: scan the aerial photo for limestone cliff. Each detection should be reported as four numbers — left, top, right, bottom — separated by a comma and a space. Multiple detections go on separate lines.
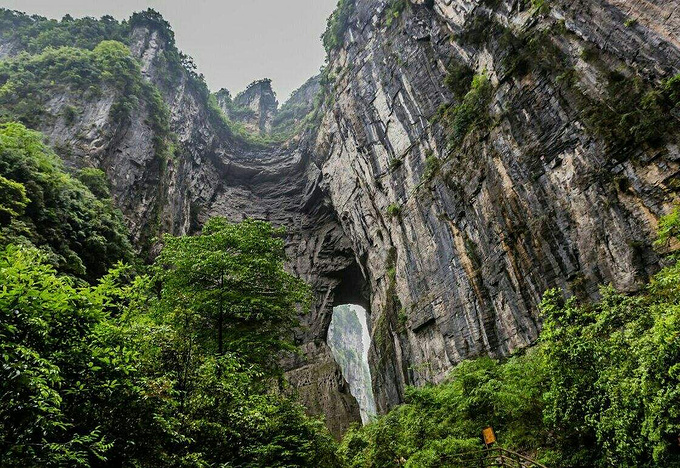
215, 79, 278, 134
1, 0, 678, 437
316, 0, 679, 413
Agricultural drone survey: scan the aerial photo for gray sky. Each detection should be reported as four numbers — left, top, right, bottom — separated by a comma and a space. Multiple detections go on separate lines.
0, 0, 337, 101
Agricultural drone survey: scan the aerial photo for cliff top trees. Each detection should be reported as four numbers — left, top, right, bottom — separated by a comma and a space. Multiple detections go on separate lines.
322, 0, 355, 54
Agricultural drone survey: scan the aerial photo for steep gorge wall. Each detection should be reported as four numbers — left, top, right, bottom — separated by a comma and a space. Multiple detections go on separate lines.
314, 0, 680, 412
1, 0, 679, 436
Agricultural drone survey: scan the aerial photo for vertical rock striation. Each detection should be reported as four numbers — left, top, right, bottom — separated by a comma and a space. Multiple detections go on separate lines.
314, 0, 680, 411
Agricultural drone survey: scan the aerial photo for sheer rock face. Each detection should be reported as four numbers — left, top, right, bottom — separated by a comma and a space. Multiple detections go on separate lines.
2, 0, 679, 436
315, 0, 679, 412
226, 79, 279, 134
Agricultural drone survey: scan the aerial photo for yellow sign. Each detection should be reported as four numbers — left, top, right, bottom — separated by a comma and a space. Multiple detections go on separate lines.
482, 426, 496, 446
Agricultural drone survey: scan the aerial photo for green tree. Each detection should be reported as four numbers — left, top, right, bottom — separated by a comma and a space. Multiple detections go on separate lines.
132, 217, 339, 467
76, 167, 111, 200
0, 246, 174, 467
153, 217, 309, 371
0, 122, 133, 281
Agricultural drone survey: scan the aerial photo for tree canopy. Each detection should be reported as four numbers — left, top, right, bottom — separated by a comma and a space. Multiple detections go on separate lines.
0, 122, 133, 282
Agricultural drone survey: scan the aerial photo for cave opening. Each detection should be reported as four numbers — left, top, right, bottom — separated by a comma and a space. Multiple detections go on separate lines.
327, 304, 377, 424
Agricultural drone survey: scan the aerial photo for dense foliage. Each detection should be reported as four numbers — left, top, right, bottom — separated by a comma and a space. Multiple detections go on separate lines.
0, 217, 340, 467
384, 0, 409, 28
340, 208, 680, 468
581, 72, 680, 149
0, 249, 167, 466
0, 9, 128, 54
0, 122, 133, 281
435, 73, 493, 147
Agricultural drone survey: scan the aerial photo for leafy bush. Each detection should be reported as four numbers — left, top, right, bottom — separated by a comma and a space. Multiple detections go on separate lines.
340, 351, 549, 466
444, 61, 474, 100
0, 247, 172, 466
581, 72, 680, 149
439, 74, 493, 146
385, 0, 409, 28
539, 231, 680, 467
388, 157, 403, 172
387, 203, 402, 218
76, 167, 111, 199
0, 174, 28, 224
421, 152, 441, 183
0, 122, 133, 281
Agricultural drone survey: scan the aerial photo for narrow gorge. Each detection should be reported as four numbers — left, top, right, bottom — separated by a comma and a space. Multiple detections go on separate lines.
1, 0, 679, 454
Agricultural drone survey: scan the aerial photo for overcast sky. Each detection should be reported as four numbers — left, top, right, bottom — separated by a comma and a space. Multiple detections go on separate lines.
0, 0, 337, 101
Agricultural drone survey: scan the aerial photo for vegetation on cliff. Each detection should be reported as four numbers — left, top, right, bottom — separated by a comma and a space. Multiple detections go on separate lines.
322, 0, 356, 54
0, 122, 133, 281
0, 125, 340, 467
339, 209, 680, 468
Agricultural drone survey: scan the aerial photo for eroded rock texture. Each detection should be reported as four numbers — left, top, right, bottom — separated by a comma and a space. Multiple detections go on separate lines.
1, 0, 679, 436
316, 0, 679, 412
215, 79, 278, 134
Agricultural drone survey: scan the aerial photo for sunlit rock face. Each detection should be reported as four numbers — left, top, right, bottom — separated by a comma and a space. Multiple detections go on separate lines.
3, 0, 678, 436
328, 305, 377, 424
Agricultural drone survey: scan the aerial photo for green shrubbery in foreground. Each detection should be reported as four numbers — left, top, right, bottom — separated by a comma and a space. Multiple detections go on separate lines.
340, 208, 680, 468
0, 225, 340, 467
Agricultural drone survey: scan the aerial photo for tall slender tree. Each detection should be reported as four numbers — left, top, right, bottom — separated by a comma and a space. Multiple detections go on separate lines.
152, 217, 309, 375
